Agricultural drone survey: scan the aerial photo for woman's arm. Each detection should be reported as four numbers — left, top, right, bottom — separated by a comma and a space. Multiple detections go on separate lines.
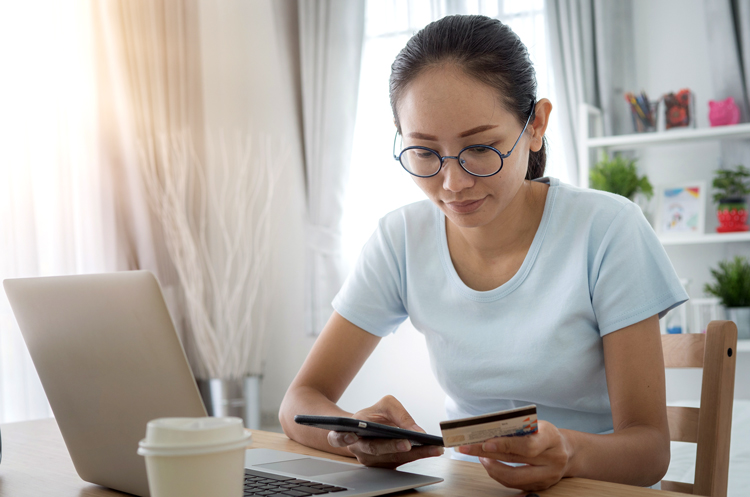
279, 311, 380, 455
563, 313, 670, 484
279, 311, 443, 466
459, 314, 670, 490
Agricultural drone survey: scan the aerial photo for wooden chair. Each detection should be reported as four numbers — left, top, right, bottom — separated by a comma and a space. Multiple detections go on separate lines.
660, 320, 737, 497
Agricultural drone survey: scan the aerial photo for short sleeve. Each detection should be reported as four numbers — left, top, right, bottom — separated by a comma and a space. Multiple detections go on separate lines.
590, 202, 688, 336
331, 218, 408, 337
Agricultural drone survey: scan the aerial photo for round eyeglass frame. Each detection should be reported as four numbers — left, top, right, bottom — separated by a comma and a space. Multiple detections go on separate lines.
392, 100, 536, 178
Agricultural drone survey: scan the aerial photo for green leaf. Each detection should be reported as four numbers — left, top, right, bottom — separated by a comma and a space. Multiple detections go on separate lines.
712, 165, 750, 203
704, 256, 750, 307
589, 154, 653, 200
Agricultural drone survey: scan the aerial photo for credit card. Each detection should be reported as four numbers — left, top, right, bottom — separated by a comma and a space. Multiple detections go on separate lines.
439, 405, 538, 447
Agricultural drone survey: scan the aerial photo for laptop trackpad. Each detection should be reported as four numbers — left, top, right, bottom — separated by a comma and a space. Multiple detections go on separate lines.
256, 458, 362, 477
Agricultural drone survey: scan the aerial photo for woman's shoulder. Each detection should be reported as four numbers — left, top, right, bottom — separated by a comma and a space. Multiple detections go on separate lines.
548, 178, 640, 224
379, 198, 436, 231
370, 199, 438, 256
544, 178, 648, 248
550, 178, 631, 209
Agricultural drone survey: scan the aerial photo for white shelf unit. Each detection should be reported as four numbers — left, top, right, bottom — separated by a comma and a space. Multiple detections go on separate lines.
578, 104, 750, 247
586, 122, 750, 151
580, 106, 750, 341
578, 104, 750, 188
658, 232, 750, 246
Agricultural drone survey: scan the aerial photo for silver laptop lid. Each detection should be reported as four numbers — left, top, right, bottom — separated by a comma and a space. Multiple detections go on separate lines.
3, 271, 207, 497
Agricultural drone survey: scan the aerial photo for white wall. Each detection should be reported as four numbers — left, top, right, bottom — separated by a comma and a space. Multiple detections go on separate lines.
632, 0, 750, 400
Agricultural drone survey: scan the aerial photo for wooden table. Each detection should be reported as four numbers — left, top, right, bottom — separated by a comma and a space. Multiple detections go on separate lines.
0, 418, 683, 496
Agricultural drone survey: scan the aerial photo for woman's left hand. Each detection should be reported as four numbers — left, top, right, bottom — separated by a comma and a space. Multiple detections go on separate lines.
456, 420, 574, 491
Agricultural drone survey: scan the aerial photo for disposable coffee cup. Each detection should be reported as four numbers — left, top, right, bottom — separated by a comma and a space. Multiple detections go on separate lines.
138, 417, 252, 497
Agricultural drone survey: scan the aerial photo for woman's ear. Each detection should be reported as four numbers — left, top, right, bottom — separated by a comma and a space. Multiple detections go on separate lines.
529, 99, 552, 152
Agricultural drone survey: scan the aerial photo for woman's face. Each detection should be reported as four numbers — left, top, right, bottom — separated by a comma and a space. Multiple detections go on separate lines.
396, 64, 541, 230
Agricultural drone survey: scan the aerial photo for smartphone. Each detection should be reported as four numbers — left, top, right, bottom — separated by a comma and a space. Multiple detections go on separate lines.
294, 415, 444, 446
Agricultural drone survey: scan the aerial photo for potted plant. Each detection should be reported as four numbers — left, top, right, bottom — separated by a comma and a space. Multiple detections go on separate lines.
590, 154, 653, 201
704, 255, 750, 339
712, 165, 750, 232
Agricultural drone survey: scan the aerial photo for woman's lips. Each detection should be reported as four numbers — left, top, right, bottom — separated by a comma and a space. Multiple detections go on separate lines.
445, 197, 486, 213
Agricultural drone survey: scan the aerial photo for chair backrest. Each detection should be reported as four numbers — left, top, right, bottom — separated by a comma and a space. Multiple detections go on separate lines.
660, 320, 737, 497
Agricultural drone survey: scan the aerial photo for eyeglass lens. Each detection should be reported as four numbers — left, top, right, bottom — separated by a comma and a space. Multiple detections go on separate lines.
400, 146, 503, 177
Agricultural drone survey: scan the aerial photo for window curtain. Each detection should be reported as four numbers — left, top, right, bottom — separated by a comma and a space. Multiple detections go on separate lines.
0, 0, 203, 423
703, 0, 750, 169
545, 0, 637, 185
299, 0, 365, 336
0, 0, 117, 422
0, 0, 305, 421
92, 0, 205, 347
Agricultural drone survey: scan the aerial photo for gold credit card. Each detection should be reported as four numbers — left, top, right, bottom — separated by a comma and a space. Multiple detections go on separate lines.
439, 405, 538, 447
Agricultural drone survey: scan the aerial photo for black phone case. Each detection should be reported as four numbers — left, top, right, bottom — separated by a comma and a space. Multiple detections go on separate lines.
294, 415, 444, 446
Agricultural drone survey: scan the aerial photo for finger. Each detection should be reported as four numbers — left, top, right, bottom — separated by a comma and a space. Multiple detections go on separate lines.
457, 444, 534, 465
459, 433, 546, 459
375, 395, 420, 430
327, 431, 359, 448
351, 438, 414, 456
480, 457, 561, 491
356, 444, 444, 468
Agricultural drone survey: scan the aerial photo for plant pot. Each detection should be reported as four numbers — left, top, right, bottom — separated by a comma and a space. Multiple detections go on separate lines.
197, 375, 262, 429
726, 307, 750, 340
716, 197, 749, 233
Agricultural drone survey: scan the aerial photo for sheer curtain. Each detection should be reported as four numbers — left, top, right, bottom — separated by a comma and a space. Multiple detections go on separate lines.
0, 0, 116, 422
545, 0, 637, 185
92, 0, 205, 347
0, 0, 203, 423
299, 0, 366, 336
0, 0, 307, 422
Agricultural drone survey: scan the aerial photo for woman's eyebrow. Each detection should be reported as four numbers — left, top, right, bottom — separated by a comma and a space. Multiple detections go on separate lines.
458, 124, 499, 137
407, 131, 438, 140
406, 124, 499, 141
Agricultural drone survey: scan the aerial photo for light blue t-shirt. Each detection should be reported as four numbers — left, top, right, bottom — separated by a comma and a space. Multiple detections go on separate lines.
332, 177, 688, 439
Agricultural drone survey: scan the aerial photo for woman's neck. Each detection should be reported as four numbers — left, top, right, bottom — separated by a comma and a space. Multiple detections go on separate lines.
446, 180, 548, 262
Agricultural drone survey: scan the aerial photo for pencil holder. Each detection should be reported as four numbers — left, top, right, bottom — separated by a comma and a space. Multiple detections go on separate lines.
663, 89, 694, 129
626, 95, 659, 133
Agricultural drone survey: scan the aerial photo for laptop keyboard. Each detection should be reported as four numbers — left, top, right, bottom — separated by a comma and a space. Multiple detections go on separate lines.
244, 468, 349, 496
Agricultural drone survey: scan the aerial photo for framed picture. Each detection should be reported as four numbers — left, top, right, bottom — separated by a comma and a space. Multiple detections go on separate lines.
656, 181, 706, 237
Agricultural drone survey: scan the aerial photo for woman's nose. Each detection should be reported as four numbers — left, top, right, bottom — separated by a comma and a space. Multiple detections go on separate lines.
441, 157, 475, 192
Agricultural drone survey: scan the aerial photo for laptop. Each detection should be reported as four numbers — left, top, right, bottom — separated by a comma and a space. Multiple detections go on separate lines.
3, 271, 442, 496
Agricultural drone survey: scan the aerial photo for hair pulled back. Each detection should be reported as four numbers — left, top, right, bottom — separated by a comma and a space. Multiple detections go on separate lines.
389, 15, 546, 180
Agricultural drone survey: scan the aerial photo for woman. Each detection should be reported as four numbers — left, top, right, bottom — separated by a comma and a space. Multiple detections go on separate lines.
279, 15, 687, 491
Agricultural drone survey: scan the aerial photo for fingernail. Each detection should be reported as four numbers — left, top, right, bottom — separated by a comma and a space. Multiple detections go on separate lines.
457, 445, 468, 453
344, 433, 357, 444
482, 442, 497, 452
396, 441, 410, 452
410, 424, 424, 433
429, 446, 444, 456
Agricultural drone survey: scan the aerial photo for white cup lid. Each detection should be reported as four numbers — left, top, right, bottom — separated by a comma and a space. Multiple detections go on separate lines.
138, 417, 251, 457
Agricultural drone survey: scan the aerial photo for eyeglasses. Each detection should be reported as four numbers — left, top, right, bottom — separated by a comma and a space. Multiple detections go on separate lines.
393, 101, 535, 178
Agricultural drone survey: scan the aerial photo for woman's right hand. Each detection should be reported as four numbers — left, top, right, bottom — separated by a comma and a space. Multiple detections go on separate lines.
326, 395, 444, 468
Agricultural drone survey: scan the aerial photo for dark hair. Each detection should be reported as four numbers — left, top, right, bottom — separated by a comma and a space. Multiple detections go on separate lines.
389, 15, 546, 180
